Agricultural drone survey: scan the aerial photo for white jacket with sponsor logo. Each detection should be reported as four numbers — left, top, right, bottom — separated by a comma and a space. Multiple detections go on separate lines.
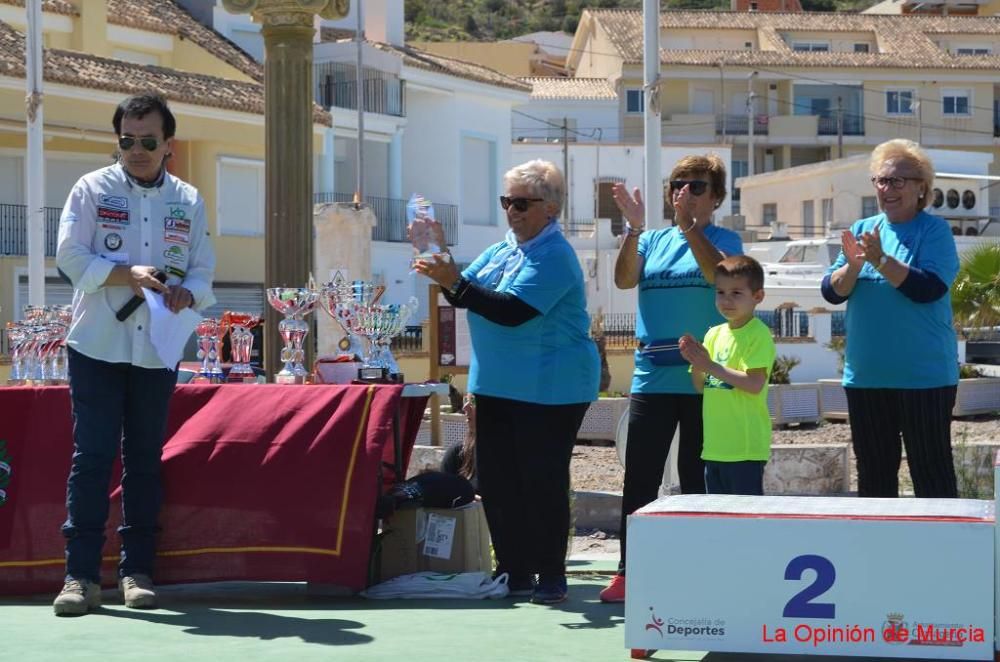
56, 163, 216, 369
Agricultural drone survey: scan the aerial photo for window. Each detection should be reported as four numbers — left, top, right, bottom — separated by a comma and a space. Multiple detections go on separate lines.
461, 136, 496, 226
217, 157, 264, 236
792, 42, 830, 52
821, 198, 833, 229
862, 196, 879, 217
942, 89, 971, 116
762, 203, 777, 226
802, 199, 815, 234
885, 89, 915, 115
597, 179, 626, 236
744, 41, 753, 49
625, 89, 644, 114
853, 43, 870, 53
955, 47, 991, 56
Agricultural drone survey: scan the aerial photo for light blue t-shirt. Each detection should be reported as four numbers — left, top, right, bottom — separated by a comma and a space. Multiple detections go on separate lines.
461, 232, 599, 405
632, 224, 743, 394
826, 211, 959, 388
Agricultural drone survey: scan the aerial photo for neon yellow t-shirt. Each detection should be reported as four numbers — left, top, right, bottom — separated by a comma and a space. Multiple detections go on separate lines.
700, 317, 776, 462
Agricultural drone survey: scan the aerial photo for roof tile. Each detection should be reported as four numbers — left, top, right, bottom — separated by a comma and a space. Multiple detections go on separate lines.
522, 77, 617, 100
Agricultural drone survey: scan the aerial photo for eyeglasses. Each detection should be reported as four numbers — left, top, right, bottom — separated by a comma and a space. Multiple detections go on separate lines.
499, 195, 544, 212
118, 136, 162, 152
871, 176, 921, 190
669, 180, 709, 196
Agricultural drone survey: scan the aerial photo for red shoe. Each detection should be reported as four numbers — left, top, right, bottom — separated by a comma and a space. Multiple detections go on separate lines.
599, 575, 625, 603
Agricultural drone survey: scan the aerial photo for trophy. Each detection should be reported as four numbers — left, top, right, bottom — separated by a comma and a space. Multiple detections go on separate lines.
266, 287, 319, 384
194, 317, 224, 383
407, 193, 448, 268
318, 272, 366, 360
223, 311, 262, 383
365, 297, 418, 380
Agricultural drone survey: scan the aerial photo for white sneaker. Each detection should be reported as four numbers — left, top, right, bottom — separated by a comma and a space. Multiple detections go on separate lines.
53, 578, 101, 616
119, 574, 157, 609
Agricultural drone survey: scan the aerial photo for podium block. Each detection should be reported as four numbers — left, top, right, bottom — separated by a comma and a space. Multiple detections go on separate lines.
626, 495, 994, 660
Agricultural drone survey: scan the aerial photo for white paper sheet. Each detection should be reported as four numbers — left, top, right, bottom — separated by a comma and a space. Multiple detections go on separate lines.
145, 287, 202, 371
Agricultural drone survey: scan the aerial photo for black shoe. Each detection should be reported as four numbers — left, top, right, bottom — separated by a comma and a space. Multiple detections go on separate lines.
499, 573, 536, 597
531, 574, 568, 604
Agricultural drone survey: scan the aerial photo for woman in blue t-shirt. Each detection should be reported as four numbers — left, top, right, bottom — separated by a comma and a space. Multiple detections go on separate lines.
414, 160, 599, 606
822, 139, 960, 498
600, 154, 743, 603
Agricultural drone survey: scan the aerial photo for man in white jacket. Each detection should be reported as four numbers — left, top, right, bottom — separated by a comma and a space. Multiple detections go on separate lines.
53, 94, 216, 616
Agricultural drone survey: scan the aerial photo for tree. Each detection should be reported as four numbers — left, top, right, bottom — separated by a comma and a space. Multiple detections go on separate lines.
951, 243, 1000, 334
464, 14, 479, 36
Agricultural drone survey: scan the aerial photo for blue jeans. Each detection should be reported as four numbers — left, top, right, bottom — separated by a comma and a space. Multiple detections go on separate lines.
704, 460, 766, 495
62, 347, 178, 582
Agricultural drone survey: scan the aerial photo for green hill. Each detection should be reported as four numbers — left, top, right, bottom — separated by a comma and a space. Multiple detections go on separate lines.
405, 0, 881, 42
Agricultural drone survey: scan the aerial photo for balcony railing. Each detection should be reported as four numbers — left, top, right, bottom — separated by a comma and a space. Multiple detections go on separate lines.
314, 192, 457, 246
817, 115, 864, 136
594, 310, 811, 348
0, 204, 62, 256
716, 114, 769, 136
314, 62, 405, 117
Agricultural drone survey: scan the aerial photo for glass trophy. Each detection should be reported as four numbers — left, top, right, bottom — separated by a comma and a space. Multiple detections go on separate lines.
223, 311, 262, 383
407, 193, 448, 268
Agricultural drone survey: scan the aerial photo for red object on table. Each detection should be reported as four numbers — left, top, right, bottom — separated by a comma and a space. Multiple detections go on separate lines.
0, 383, 426, 595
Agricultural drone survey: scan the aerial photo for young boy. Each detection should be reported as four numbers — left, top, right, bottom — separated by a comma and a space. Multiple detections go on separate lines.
678, 255, 776, 495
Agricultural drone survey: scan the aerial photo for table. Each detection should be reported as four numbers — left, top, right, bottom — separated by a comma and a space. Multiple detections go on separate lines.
0, 383, 434, 595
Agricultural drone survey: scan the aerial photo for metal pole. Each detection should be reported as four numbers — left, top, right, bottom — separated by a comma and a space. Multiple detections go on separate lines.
642, 0, 663, 229
355, 0, 365, 206
593, 128, 601, 292
836, 95, 843, 159
25, 0, 45, 307
562, 117, 569, 230
718, 61, 726, 141
746, 71, 757, 178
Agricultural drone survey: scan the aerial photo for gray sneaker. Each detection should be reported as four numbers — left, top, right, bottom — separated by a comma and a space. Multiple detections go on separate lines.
53, 578, 101, 616
119, 574, 157, 609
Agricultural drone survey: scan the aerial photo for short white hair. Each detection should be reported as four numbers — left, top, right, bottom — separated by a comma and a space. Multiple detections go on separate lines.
503, 159, 564, 214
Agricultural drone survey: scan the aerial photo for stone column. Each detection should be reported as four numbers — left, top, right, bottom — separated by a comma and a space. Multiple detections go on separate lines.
221, 0, 350, 379
313, 202, 375, 357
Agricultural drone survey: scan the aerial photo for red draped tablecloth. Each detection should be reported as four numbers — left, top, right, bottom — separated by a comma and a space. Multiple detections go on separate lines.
0, 383, 427, 595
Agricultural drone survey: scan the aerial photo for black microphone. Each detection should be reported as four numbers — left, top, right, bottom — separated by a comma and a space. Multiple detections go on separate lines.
116, 270, 167, 322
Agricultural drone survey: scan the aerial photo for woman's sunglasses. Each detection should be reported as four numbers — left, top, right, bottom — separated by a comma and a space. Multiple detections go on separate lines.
669, 180, 709, 196
499, 195, 544, 212
118, 136, 162, 152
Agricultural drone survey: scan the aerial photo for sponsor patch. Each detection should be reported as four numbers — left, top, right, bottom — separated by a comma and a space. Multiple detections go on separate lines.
164, 217, 191, 233
97, 207, 129, 224
164, 230, 190, 245
163, 245, 186, 264
103, 233, 123, 251
165, 265, 187, 279
98, 194, 128, 211
168, 206, 187, 219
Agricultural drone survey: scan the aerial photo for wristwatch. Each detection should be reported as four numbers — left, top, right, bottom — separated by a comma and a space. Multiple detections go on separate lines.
624, 222, 643, 237
875, 254, 889, 271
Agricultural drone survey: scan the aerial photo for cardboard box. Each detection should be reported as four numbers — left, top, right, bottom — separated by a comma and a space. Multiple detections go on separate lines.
379, 501, 492, 581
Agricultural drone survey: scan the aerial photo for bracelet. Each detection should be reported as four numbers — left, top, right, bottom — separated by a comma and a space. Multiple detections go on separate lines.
625, 223, 644, 237
447, 277, 467, 298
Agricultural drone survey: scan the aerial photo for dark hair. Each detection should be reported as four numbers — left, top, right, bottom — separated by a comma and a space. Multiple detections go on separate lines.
667, 153, 728, 210
112, 94, 176, 139
716, 255, 764, 291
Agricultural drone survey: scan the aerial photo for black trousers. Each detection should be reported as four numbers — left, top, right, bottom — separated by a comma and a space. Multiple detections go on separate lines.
474, 394, 590, 579
617, 392, 704, 574
845, 386, 958, 498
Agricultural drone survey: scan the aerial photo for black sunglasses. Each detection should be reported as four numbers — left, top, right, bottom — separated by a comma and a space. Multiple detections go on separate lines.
669, 180, 709, 196
870, 175, 921, 190
118, 136, 162, 152
499, 195, 545, 212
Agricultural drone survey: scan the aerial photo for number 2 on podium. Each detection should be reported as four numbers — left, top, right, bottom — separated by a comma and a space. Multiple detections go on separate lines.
782, 554, 836, 619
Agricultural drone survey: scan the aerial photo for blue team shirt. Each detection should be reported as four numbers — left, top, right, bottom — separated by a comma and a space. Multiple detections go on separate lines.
632, 225, 743, 394
461, 233, 599, 405
826, 211, 959, 388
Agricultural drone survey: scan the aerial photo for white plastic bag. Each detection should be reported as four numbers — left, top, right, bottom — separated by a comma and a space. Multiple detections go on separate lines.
361, 571, 509, 600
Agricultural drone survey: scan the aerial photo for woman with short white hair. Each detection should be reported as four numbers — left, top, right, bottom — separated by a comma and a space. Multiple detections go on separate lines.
415, 159, 599, 605
822, 139, 959, 497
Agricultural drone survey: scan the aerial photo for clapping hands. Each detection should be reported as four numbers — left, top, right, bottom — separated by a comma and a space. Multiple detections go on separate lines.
678, 333, 712, 371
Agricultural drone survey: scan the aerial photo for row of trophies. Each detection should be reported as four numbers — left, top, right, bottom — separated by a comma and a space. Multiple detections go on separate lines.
267, 275, 417, 384
6, 304, 73, 384
5, 274, 413, 386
